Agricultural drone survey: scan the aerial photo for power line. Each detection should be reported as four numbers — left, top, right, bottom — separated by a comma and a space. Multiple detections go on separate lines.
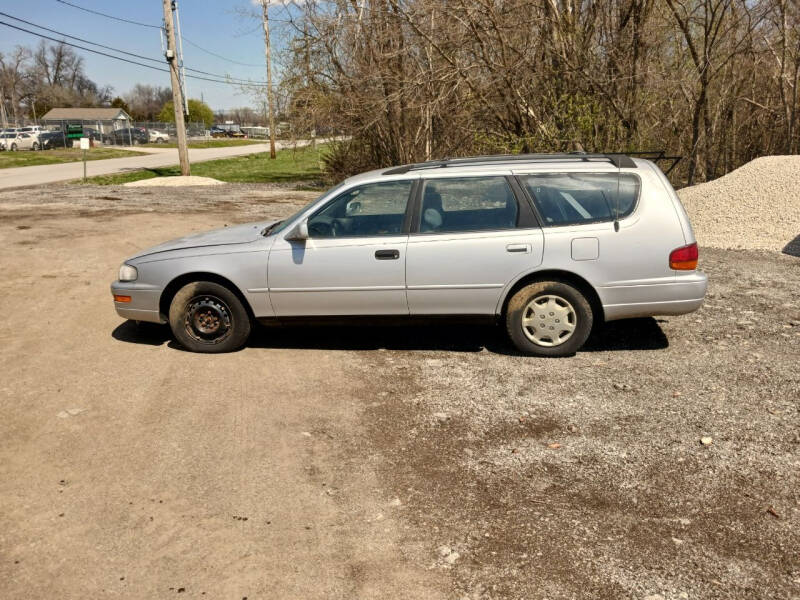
1, 12, 163, 64
54, 0, 161, 29
53, 0, 274, 70
0, 13, 270, 86
180, 35, 265, 68
0, 20, 266, 88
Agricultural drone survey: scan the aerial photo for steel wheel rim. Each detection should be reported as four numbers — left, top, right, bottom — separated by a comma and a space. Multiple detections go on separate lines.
184, 295, 233, 344
521, 294, 577, 347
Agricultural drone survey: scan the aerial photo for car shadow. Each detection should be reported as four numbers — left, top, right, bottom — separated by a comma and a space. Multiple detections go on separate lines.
112, 317, 668, 355
782, 234, 800, 257
112, 320, 171, 346
583, 317, 669, 352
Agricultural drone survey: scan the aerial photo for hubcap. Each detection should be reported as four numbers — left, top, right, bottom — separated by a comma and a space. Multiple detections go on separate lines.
521, 294, 577, 347
184, 295, 233, 344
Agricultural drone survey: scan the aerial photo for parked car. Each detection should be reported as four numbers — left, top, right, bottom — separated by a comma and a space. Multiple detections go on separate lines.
17, 126, 42, 139
0, 132, 39, 151
210, 125, 246, 138
82, 127, 104, 143
38, 131, 69, 150
0, 133, 16, 150
111, 153, 707, 355
106, 127, 148, 145
148, 129, 169, 143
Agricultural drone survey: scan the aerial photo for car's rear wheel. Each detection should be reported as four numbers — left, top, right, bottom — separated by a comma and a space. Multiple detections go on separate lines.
31, 142, 39, 151
505, 280, 593, 357
168, 281, 251, 353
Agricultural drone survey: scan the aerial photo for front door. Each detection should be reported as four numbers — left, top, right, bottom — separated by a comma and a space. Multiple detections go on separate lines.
267, 180, 415, 316
406, 176, 544, 315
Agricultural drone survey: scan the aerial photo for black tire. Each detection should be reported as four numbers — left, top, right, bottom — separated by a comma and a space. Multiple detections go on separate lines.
10, 143, 17, 151
505, 280, 593, 357
168, 281, 251, 353
32, 142, 39, 151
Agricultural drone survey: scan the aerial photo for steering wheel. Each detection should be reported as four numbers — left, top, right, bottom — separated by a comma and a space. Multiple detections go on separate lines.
308, 217, 335, 237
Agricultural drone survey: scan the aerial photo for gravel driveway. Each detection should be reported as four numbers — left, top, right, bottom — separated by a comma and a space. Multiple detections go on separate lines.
0, 183, 797, 599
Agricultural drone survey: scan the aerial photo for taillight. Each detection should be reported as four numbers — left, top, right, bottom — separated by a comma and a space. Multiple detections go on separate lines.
669, 242, 698, 270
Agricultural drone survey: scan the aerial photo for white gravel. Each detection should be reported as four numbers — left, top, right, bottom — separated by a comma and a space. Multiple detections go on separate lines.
678, 155, 800, 254
123, 175, 225, 187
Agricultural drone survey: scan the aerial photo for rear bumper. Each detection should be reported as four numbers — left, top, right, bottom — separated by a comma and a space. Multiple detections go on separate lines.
600, 271, 708, 321
111, 281, 165, 324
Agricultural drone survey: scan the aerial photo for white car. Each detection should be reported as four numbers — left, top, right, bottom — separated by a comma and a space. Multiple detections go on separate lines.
0, 132, 39, 151
112, 152, 707, 356
148, 129, 169, 143
17, 126, 43, 138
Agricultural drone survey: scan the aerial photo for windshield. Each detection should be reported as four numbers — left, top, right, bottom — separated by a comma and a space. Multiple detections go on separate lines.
265, 183, 346, 236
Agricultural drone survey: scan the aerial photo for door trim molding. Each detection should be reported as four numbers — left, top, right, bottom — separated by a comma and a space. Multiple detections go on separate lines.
269, 285, 406, 293
407, 283, 504, 290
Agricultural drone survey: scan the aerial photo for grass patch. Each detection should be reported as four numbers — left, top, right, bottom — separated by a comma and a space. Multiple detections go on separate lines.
155, 139, 264, 149
82, 144, 328, 186
0, 147, 144, 169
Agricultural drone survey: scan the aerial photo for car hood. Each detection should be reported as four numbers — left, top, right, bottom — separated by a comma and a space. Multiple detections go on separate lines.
129, 219, 278, 260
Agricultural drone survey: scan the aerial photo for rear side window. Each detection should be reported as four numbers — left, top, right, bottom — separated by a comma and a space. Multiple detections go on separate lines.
419, 177, 518, 233
522, 173, 640, 226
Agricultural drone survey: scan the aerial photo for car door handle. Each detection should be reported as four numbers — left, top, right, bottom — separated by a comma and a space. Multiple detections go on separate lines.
506, 244, 531, 253
375, 249, 400, 260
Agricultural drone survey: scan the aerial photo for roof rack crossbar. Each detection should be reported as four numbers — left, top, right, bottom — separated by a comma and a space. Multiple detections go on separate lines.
383, 153, 637, 175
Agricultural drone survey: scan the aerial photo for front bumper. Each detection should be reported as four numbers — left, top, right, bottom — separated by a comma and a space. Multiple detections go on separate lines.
111, 281, 165, 323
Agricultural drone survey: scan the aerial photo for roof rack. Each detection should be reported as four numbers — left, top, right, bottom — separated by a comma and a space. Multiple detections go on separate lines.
383, 152, 638, 175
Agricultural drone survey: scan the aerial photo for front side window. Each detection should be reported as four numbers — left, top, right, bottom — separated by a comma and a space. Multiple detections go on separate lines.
522, 173, 640, 226
419, 177, 518, 233
307, 180, 412, 238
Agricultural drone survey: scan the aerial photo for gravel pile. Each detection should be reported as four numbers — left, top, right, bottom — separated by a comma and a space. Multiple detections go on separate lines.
678, 155, 800, 254
123, 175, 225, 187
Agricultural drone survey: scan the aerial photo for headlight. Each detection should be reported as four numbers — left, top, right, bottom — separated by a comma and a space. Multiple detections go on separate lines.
118, 264, 138, 281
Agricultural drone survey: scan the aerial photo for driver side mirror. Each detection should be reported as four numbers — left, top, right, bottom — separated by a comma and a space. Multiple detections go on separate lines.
285, 219, 309, 241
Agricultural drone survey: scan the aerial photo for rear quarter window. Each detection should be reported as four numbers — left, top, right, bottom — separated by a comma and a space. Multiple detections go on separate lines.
522, 173, 640, 226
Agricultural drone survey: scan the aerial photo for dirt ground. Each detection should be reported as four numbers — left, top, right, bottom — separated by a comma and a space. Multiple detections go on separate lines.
0, 184, 798, 600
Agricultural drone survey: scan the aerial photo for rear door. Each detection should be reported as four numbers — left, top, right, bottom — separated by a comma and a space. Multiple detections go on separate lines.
267, 180, 416, 316
405, 175, 543, 315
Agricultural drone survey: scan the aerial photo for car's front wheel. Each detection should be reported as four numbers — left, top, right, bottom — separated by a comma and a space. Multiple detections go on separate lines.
10, 143, 17, 151
168, 281, 251, 353
31, 142, 39, 151
505, 280, 593, 357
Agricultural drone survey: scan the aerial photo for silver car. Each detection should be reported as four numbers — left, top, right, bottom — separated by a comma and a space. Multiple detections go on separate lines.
111, 153, 707, 356
0, 132, 39, 151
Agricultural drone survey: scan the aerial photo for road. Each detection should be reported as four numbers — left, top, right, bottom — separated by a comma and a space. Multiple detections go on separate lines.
0, 141, 300, 189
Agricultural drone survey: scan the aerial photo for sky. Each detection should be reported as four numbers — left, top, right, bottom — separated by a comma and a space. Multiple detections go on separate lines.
0, 0, 293, 110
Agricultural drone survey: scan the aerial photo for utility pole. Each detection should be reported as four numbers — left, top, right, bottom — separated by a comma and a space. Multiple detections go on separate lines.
0, 88, 8, 130
304, 20, 315, 149
260, 0, 277, 159
162, 0, 190, 175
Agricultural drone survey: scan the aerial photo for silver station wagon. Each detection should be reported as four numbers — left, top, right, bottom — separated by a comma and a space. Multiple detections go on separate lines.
111, 153, 707, 356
